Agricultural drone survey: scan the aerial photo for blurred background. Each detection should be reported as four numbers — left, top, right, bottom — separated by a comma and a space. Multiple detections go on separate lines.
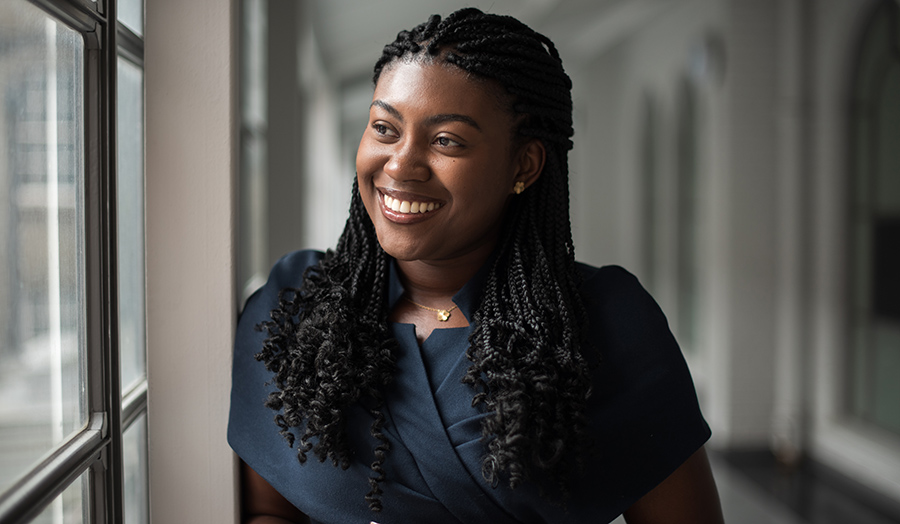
236, 0, 900, 522
1, 0, 898, 522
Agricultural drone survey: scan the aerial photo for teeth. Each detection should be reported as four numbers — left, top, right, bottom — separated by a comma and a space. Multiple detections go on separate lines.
383, 194, 442, 214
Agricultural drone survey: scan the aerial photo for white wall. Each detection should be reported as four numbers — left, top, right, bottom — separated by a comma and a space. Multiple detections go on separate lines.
711, 0, 781, 448
145, 1, 239, 522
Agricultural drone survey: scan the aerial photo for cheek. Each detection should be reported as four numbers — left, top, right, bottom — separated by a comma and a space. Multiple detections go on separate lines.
355, 148, 380, 208
356, 172, 377, 218
355, 141, 371, 178
356, 139, 387, 185
458, 162, 514, 200
354, 152, 379, 219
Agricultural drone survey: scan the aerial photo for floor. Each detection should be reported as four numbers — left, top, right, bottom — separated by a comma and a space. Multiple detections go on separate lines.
609, 450, 900, 524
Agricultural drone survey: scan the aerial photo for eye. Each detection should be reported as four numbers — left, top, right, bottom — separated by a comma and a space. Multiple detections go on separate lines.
434, 136, 461, 148
371, 122, 397, 139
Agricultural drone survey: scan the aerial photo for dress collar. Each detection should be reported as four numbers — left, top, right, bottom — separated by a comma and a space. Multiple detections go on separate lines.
386, 254, 495, 321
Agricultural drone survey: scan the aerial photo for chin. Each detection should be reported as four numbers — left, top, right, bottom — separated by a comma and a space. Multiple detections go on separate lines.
374, 232, 422, 262
378, 244, 433, 263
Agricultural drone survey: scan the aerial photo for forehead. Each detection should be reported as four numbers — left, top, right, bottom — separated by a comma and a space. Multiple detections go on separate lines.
372, 60, 512, 122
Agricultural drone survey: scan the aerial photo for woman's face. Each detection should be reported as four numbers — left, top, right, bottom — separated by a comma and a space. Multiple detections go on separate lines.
356, 59, 541, 264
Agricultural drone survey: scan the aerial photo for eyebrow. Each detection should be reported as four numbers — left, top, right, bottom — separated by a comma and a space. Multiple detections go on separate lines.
370, 100, 482, 131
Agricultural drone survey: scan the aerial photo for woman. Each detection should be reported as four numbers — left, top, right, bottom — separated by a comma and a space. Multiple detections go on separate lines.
229, 8, 723, 524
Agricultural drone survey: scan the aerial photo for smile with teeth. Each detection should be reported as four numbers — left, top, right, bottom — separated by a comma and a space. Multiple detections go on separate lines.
383, 194, 442, 214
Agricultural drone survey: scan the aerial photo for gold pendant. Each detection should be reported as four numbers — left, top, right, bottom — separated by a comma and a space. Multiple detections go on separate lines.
437, 309, 451, 322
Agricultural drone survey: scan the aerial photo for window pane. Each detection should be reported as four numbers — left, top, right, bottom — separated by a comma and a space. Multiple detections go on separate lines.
117, 57, 145, 392
676, 79, 700, 353
118, 0, 144, 37
849, 1, 900, 435
31, 471, 88, 524
123, 415, 148, 524
638, 94, 658, 292
0, 0, 87, 494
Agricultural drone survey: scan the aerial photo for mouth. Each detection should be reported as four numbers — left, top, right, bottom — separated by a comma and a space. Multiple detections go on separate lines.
382, 194, 442, 214
378, 189, 443, 223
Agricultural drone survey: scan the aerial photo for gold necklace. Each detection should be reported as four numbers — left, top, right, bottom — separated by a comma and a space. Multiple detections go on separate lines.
404, 296, 458, 322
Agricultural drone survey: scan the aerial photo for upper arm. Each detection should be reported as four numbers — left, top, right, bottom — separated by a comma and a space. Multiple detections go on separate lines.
623, 446, 724, 524
241, 460, 311, 524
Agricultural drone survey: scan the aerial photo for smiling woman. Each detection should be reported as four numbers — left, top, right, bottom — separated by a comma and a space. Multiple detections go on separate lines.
358, 61, 545, 343
228, 8, 723, 524
357, 60, 543, 267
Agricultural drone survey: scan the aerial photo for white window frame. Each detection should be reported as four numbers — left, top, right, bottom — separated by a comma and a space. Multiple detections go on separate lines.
808, 0, 900, 503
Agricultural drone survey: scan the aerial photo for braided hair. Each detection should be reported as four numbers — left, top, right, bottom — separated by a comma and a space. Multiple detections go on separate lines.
257, 8, 593, 511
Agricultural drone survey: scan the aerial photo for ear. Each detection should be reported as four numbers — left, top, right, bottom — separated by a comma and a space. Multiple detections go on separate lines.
512, 139, 546, 192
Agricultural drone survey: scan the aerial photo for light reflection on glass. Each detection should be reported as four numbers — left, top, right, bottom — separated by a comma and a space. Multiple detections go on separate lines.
117, 57, 146, 393
123, 415, 149, 524
118, 0, 143, 37
0, 0, 87, 495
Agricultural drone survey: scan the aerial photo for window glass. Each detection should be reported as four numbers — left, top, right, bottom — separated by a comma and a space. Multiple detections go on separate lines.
31, 471, 88, 524
117, 57, 145, 392
239, 0, 269, 302
676, 78, 700, 352
849, 1, 900, 435
638, 94, 658, 292
123, 415, 149, 524
118, 0, 143, 36
0, 0, 87, 494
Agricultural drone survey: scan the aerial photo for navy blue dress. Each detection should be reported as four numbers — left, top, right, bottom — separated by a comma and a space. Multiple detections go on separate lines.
228, 250, 710, 524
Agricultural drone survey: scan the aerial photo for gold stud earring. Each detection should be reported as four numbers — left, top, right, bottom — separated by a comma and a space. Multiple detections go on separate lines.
513, 181, 525, 194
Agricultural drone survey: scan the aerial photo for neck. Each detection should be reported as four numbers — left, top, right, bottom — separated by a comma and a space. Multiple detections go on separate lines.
395, 247, 493, 304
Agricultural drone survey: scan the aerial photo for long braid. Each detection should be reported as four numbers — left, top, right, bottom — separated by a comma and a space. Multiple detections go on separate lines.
257, 181, 396, 510
258, 8, 592, 511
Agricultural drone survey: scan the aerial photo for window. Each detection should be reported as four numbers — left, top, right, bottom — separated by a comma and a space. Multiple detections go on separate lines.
675, 77, 701, 352
638, 93, 659, 292
0, 0, 147, 522
848, 0, 900, 436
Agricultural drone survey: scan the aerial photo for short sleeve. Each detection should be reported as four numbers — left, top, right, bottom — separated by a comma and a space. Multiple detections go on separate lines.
227, 250, 325, 487
576, 264, 711, 511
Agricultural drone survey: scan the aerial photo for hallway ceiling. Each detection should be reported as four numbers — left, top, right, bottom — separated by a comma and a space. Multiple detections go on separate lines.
310, 0, 675, 86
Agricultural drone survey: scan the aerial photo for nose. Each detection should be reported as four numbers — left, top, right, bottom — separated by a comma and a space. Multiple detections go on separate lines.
383, 137, 430, 182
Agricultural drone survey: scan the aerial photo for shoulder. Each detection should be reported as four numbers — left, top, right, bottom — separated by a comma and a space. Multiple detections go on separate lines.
576, 262, 646, 306
241, 249, 325, 314
261, 249, 326, 295
233, 249, 325, 359
230, 248, 324, 414
575, 263, 672, 356
575, 261, 688, 391
573, 262, 710, 508
228, 251, 327, 495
